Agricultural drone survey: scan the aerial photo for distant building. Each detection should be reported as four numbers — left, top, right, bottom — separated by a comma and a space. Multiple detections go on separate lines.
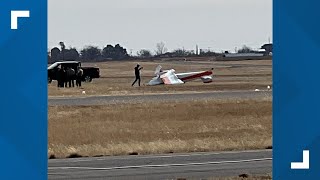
224, 53, 264, 58
261, 43, 273, 55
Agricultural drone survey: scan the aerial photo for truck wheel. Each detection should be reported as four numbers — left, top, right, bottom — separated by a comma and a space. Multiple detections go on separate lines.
84, 76, 92, 82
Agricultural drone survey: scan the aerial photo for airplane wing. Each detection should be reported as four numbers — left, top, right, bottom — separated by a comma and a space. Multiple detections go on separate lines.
148, 77, 163, 85
160, 69, 184, 85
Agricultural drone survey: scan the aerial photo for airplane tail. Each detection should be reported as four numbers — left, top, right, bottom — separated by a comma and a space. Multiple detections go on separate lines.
154, 65, 163, 76
201, 68, 214, 83
147, 65, 164, 86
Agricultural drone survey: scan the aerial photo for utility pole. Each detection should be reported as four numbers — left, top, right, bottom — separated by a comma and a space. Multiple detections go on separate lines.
196, 45, 199, 55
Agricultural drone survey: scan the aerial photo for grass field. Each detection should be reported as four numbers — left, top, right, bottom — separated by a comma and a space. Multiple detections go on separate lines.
48, 97, 272, 158
48, 59, 272, 96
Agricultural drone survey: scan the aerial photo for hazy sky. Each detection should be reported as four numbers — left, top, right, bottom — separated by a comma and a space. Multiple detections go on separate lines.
48, 0, 272, 54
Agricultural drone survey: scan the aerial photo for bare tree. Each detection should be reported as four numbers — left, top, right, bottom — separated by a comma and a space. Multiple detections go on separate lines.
137, 49, 152, 58
237, 45, 254, 53
155, 42, 168, 55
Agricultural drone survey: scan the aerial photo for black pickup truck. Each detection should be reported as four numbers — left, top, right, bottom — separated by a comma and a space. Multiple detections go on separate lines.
48, 61, 100, 83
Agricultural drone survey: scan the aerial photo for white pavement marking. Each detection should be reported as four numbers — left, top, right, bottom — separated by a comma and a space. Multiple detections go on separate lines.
48, 158, 272, 171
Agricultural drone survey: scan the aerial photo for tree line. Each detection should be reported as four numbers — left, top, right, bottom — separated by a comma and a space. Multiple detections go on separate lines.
49, 42, 129, 63
48, 42, 263, 63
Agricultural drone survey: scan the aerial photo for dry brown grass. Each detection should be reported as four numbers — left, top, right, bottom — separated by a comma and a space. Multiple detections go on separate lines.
48, 98, 272, 158
48, 59, 272, 96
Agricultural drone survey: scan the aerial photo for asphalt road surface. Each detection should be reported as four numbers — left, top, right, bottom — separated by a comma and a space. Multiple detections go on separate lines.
48, 90, 271, 106
48, 150, 272, 180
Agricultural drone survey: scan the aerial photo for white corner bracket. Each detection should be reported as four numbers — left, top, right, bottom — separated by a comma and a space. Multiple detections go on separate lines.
11, 10, 30, 30
291, 150, 309, 169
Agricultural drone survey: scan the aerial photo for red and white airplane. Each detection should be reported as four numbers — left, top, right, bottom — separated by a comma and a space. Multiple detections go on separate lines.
147, 65, 214, 85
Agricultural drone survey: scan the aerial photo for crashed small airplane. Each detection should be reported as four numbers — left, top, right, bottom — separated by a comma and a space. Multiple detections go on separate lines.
148, 65, 214, 85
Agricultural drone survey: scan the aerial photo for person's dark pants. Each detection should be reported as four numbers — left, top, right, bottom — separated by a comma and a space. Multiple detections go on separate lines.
58, 79, 64, 88
76, 77, 82, 87
65, 79, 68, 87
132, 76, 141, 86
69, 79, 74, 87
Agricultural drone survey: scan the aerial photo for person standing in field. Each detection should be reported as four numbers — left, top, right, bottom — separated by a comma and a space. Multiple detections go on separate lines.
131, 64, 143, 87
56, 67, 62, 88
67, 67, 75, 87
76, 67, 83, 87
60, 67, 67, 88
63, 67, 68, 88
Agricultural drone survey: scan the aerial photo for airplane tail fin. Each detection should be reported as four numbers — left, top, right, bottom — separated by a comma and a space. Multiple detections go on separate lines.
201, 68, 214, 83
155, 65, 163, 76
201, 76, 213, 83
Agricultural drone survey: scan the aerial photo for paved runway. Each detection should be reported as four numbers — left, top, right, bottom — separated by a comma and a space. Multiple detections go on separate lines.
48, 90, 271, 106
48, 150, 272, 180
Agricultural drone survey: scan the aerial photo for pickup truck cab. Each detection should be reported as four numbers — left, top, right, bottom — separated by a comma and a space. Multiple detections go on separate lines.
48, 61, 100, 83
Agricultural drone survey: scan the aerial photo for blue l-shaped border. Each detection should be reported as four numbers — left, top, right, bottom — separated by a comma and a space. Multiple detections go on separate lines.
0, 0, 47, 179
274, 0, 320, 179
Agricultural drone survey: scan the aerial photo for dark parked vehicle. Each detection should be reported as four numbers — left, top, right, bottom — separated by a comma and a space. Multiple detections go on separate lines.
48, 61, 100, 83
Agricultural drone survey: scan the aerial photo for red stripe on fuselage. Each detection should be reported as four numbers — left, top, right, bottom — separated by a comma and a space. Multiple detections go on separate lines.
180, 71, 212, 82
